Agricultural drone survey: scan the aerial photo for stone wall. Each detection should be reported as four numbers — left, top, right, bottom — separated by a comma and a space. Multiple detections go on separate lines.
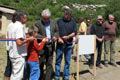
63, 4, 106, 11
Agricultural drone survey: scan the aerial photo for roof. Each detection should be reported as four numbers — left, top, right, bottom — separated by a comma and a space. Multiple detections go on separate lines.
0, 5, 17, 14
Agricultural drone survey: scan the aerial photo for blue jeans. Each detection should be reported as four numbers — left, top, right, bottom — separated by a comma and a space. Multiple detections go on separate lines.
27, 61, 40, 80
79, 54, 90, 61
84, 54, 90, 59
55, 44, 72, 79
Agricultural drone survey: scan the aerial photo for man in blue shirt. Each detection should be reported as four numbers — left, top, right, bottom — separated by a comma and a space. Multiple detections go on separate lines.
54, 9, 77, 80
45, 23, 51, 40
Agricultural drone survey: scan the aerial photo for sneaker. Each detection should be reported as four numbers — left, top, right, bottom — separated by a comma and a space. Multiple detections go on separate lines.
97, 64, 103, 69
104, 63, 108, 67
109, 63, 118, 67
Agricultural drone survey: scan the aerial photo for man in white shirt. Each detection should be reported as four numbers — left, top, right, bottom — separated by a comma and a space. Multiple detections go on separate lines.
8, 11, 34, 80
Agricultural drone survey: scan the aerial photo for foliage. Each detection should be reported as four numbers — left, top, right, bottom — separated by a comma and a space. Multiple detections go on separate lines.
0, 0, 120, 37
0, 0, 108, 26
57, 0, 107, 4
104, 0, 120, 37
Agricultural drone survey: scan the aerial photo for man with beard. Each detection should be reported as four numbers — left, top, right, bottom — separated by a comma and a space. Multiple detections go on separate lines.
103, 14, 118, 67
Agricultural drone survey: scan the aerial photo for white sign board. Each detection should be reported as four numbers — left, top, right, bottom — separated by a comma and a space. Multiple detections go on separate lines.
78, 35, 95, 55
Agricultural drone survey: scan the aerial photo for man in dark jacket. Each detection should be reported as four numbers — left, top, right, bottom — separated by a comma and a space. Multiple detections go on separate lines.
35, 9, 59, 80
90, 15, 104, 69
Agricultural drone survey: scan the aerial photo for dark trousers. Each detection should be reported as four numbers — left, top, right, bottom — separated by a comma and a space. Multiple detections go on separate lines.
4, 50, 12, 77
90, 40, 103, 66
23, 58, 30, 80
39, 44, 53, 80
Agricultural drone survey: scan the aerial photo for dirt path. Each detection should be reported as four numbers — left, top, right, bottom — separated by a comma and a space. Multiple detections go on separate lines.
73, 39, 120, 80
79, 64, 120, 80
78, 39, 120, 80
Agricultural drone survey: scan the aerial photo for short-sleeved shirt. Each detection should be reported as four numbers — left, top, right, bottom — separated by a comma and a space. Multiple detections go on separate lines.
79, 22, 87, 35
8, 21, 27, 58
57, 18, 77, 44
6, 22, 14, 50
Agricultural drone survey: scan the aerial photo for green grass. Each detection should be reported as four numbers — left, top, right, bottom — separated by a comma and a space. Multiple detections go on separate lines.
0, 42, 7, 80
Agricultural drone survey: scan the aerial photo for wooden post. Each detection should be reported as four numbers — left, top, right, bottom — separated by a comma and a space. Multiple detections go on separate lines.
76, 39, 79, 80
71, 42, 75, 80
93, 35, 97, 76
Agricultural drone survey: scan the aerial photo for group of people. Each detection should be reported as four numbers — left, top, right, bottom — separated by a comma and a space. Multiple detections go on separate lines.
3, 8, 118, 80
77, 14, 118, 69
